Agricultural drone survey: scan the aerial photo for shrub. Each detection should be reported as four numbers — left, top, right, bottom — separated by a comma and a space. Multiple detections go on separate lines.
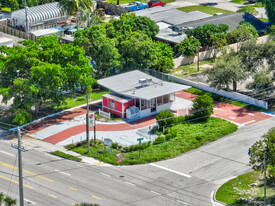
112, 142, 118, 149
192, 94, 214, 121
176, 37, 201, 57
153, 136, 166, 145
51, 151, 82, 162
122, 147, 130, 152
156, 110, 174, 128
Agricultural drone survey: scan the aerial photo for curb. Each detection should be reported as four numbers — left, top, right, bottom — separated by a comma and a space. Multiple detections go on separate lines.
211, 176, 237, 206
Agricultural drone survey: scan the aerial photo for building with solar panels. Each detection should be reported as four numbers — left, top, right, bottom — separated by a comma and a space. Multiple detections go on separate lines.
10, 2, 67, 32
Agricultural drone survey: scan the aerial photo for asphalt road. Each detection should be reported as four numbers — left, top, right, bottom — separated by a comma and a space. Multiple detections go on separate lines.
0, 117, 274, 206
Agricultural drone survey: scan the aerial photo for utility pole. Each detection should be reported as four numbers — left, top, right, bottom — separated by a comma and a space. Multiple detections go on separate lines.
94, 116, 96, 141
264, 150, 267, 206
24, 0, 29, 39
11, 127, 27, 206
86, 95, 90, 153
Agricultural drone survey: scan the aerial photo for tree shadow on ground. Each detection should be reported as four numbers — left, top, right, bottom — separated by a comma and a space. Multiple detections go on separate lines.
200, 3, 218, 6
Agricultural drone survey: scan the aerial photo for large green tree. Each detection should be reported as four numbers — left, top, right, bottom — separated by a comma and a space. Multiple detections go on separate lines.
1, 0, 19, 10
0, 36, 94, 123
110, 13, 159, 39
187, 24, 229, 48
249, 127, 275, 181
204, 52, 246, 91
176, 37, 201, 57
237, 5, 258, 16
265, 0, 275, 25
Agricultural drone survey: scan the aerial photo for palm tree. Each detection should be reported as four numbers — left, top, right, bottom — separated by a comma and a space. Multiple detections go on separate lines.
58, 0, 94, 28
4, 196, 16, 206
76, 9, 102, 29
0, 193, 4, 205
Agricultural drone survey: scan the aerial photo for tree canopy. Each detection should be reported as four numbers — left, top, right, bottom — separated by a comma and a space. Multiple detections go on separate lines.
176, 37, 201, 57
249, 127, 275, 181
237, 5, 258, 16
265, 0, 275, 25
192, 94, 214, 121
186, 24, 229, 48
74, 13, 174, 77
0, 36, 94, 124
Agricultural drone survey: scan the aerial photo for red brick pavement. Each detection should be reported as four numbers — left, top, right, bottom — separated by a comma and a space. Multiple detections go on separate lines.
213, 102, 271, 125
176, 91, 198, 101
43, 115, 157, 144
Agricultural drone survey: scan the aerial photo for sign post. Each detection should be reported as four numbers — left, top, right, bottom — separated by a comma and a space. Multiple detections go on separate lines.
137, 137, 144, 158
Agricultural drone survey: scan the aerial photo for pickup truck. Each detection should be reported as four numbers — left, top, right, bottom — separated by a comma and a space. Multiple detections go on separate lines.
123, 2, 148, 11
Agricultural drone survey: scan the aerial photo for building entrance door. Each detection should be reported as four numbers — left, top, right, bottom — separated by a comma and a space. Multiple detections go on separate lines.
150, 98, 156, 112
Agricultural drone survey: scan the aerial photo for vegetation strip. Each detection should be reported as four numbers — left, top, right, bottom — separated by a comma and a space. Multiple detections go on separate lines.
66, 117, 237, 165
50, 151, 82, 162
177, 6, 233, 15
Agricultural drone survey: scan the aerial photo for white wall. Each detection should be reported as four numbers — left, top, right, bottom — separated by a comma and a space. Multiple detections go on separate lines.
173, 35, 275, 68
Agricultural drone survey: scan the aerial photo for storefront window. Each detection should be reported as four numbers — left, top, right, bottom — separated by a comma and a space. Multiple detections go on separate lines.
110, 100, 115, 109
170, 93, 175, 102
157, 96, 163, 106
141, 99, 148, 110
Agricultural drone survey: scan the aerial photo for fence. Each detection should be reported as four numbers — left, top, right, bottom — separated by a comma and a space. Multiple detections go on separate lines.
0, 25, 37, 41
99, 109, 111, 119
173, 35, 275, 68
97, 1, 130, 16
145, 69, 268, 109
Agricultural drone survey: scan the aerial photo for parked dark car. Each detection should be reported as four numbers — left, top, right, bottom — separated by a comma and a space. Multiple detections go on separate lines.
148, 0, 166, 7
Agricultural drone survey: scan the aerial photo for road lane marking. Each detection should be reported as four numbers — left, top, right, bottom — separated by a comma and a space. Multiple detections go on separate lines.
22, 170, 54, 182
0, 175, 33, 189
24, 199, 36, 204
48, 194, 57, 198
150, 163, 191, 178
150, 191, 161, 195
0, 150, 15, 156
125, 181, 136, 186
55, 169, 70, 176
92, 195, 102, 200
93, 162, 104, 165
0, 161, 54, 182
243, 120, 256, 125
69, 187, 78, 191
100, 172, 111, 177
177, 200, 188, 205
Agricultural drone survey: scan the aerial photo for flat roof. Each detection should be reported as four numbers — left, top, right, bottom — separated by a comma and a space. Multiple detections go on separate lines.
103, 93, 133, 103
31, 27, 62, 37
98, 70, 190, 100
156, 28, 187, 44
178, 12, 266, 31
135, 8, 211, 25
0, 37, 12, 44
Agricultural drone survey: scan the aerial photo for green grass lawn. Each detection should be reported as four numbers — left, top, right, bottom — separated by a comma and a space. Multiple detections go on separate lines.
216, 171, 275, 205
177, 6, 233, 15
230, 0, 248, 4
253, 2, 264, 7
171, 59, 215, 77
51, 151, 82, 162
66, 117, 237, 165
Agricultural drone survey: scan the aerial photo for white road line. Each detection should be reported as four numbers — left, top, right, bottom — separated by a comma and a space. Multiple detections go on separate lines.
125, 181, 136, 186
150, 190, 161, 195
248, 113, 254, 116
0, 151, 15, 156
229, 117, 236, 119
24, 199, 36, 204
60, 172, 70, 176
100, 172, 111, 177
243, 120, 256, 125
214, 108, 223, 110
150, 163, 191, 178
167, 193, 174, 197
177, 200, 188, 205
54, 169, 70, 176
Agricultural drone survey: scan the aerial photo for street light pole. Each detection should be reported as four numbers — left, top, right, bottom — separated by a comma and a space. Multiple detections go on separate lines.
11, 127, 28, 206
86, 95, 90, 153
264, 150, 267, 206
